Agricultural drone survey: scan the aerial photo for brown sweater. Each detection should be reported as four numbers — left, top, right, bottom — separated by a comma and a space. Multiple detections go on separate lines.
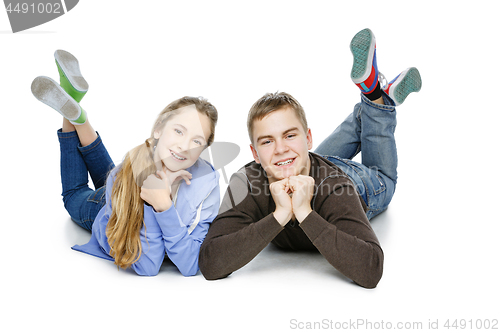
199, 153, 383, 288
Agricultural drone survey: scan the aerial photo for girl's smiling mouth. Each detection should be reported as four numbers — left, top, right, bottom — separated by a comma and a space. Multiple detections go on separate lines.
170, 149, 187, 161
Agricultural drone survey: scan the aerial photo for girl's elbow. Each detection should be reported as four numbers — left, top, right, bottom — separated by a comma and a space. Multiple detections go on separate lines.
133, 261, 161, 277
178, 263, 199, 277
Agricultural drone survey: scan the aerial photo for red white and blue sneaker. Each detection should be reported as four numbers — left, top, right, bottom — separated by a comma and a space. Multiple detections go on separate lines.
382, 67, 422, 106
350, 28, 379, 94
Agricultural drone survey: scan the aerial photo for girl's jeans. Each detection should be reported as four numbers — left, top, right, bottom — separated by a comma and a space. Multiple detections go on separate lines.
315, 92, 397, 220
58, 130, 115, 230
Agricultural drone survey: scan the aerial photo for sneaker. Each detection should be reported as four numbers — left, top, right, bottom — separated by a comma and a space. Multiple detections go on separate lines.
54, 50, 88, 103
31, 76, 87, 124
382, 67, 422, 106
350, 28, 379, 94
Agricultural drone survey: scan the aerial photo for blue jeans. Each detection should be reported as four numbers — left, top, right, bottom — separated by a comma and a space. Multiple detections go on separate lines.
58, 129, 115, 230
315, 92, 397, 220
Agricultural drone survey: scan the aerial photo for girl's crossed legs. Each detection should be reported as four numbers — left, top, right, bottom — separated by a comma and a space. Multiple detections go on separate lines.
59, 119, 114, 230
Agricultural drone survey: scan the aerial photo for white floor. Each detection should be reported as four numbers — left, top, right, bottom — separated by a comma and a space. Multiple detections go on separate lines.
1, 2, 499, 332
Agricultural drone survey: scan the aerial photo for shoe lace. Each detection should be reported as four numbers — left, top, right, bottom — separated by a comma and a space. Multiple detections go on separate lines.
378, 72, 388, 90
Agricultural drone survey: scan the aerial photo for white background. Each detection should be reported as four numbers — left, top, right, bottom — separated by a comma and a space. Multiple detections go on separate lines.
1, 1, 498, 332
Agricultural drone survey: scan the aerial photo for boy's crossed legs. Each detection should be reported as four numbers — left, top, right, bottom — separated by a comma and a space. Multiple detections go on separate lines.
316, 28, 421, 219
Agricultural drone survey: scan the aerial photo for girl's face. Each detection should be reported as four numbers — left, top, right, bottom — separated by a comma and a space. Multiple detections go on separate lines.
153, 105, 212, 172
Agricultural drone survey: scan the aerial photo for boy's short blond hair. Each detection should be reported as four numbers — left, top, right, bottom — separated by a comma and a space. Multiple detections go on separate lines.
247, 92, 308, 144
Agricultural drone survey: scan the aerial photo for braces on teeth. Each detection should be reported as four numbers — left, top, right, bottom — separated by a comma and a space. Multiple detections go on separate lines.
277, 159, 293, 166
172, 151, 186, 160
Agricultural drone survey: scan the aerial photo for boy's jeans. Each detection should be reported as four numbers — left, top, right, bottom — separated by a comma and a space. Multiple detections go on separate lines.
315, 92, 397, 220
58, 130, 115, 230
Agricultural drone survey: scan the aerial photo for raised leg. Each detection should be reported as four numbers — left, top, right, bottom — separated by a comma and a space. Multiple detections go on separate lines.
314, 104, 361, 160
358, 92, 398, 184
58, 130, 103, 230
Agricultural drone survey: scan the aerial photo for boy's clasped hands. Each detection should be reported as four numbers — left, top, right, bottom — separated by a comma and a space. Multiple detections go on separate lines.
270, 175, 315, 226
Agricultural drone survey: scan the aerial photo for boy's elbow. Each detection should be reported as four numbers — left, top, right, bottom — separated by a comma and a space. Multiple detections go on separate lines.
198, 248, 230, 280
200, 267, 230, 281
354, 248, 384, 289
355, 268, 383, 289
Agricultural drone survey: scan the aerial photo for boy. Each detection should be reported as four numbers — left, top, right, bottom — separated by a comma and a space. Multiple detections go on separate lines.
199, 28, 421, 288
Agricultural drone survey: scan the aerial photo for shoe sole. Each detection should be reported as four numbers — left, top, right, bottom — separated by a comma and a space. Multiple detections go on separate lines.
31, 76, 81, 120
389, 67, 422, 105
350, 28, 376, 83
54, 50, 89, 92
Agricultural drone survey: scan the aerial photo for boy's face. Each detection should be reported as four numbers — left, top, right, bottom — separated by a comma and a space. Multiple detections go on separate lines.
250, 107, 312, 183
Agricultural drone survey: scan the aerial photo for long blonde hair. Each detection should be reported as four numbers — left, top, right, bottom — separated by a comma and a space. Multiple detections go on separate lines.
106, 96, 218, 269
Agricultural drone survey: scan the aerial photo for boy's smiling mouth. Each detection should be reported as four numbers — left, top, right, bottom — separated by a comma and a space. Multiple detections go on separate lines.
275, 157, 295, 167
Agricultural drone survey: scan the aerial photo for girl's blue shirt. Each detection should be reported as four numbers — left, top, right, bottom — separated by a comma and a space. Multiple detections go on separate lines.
72, 158, 220, 276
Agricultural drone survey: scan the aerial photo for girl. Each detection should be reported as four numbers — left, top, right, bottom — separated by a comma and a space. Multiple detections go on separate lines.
32, 50, 220, 276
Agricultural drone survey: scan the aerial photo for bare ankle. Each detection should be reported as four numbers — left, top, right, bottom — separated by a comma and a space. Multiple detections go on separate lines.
62, 118, 76, 132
